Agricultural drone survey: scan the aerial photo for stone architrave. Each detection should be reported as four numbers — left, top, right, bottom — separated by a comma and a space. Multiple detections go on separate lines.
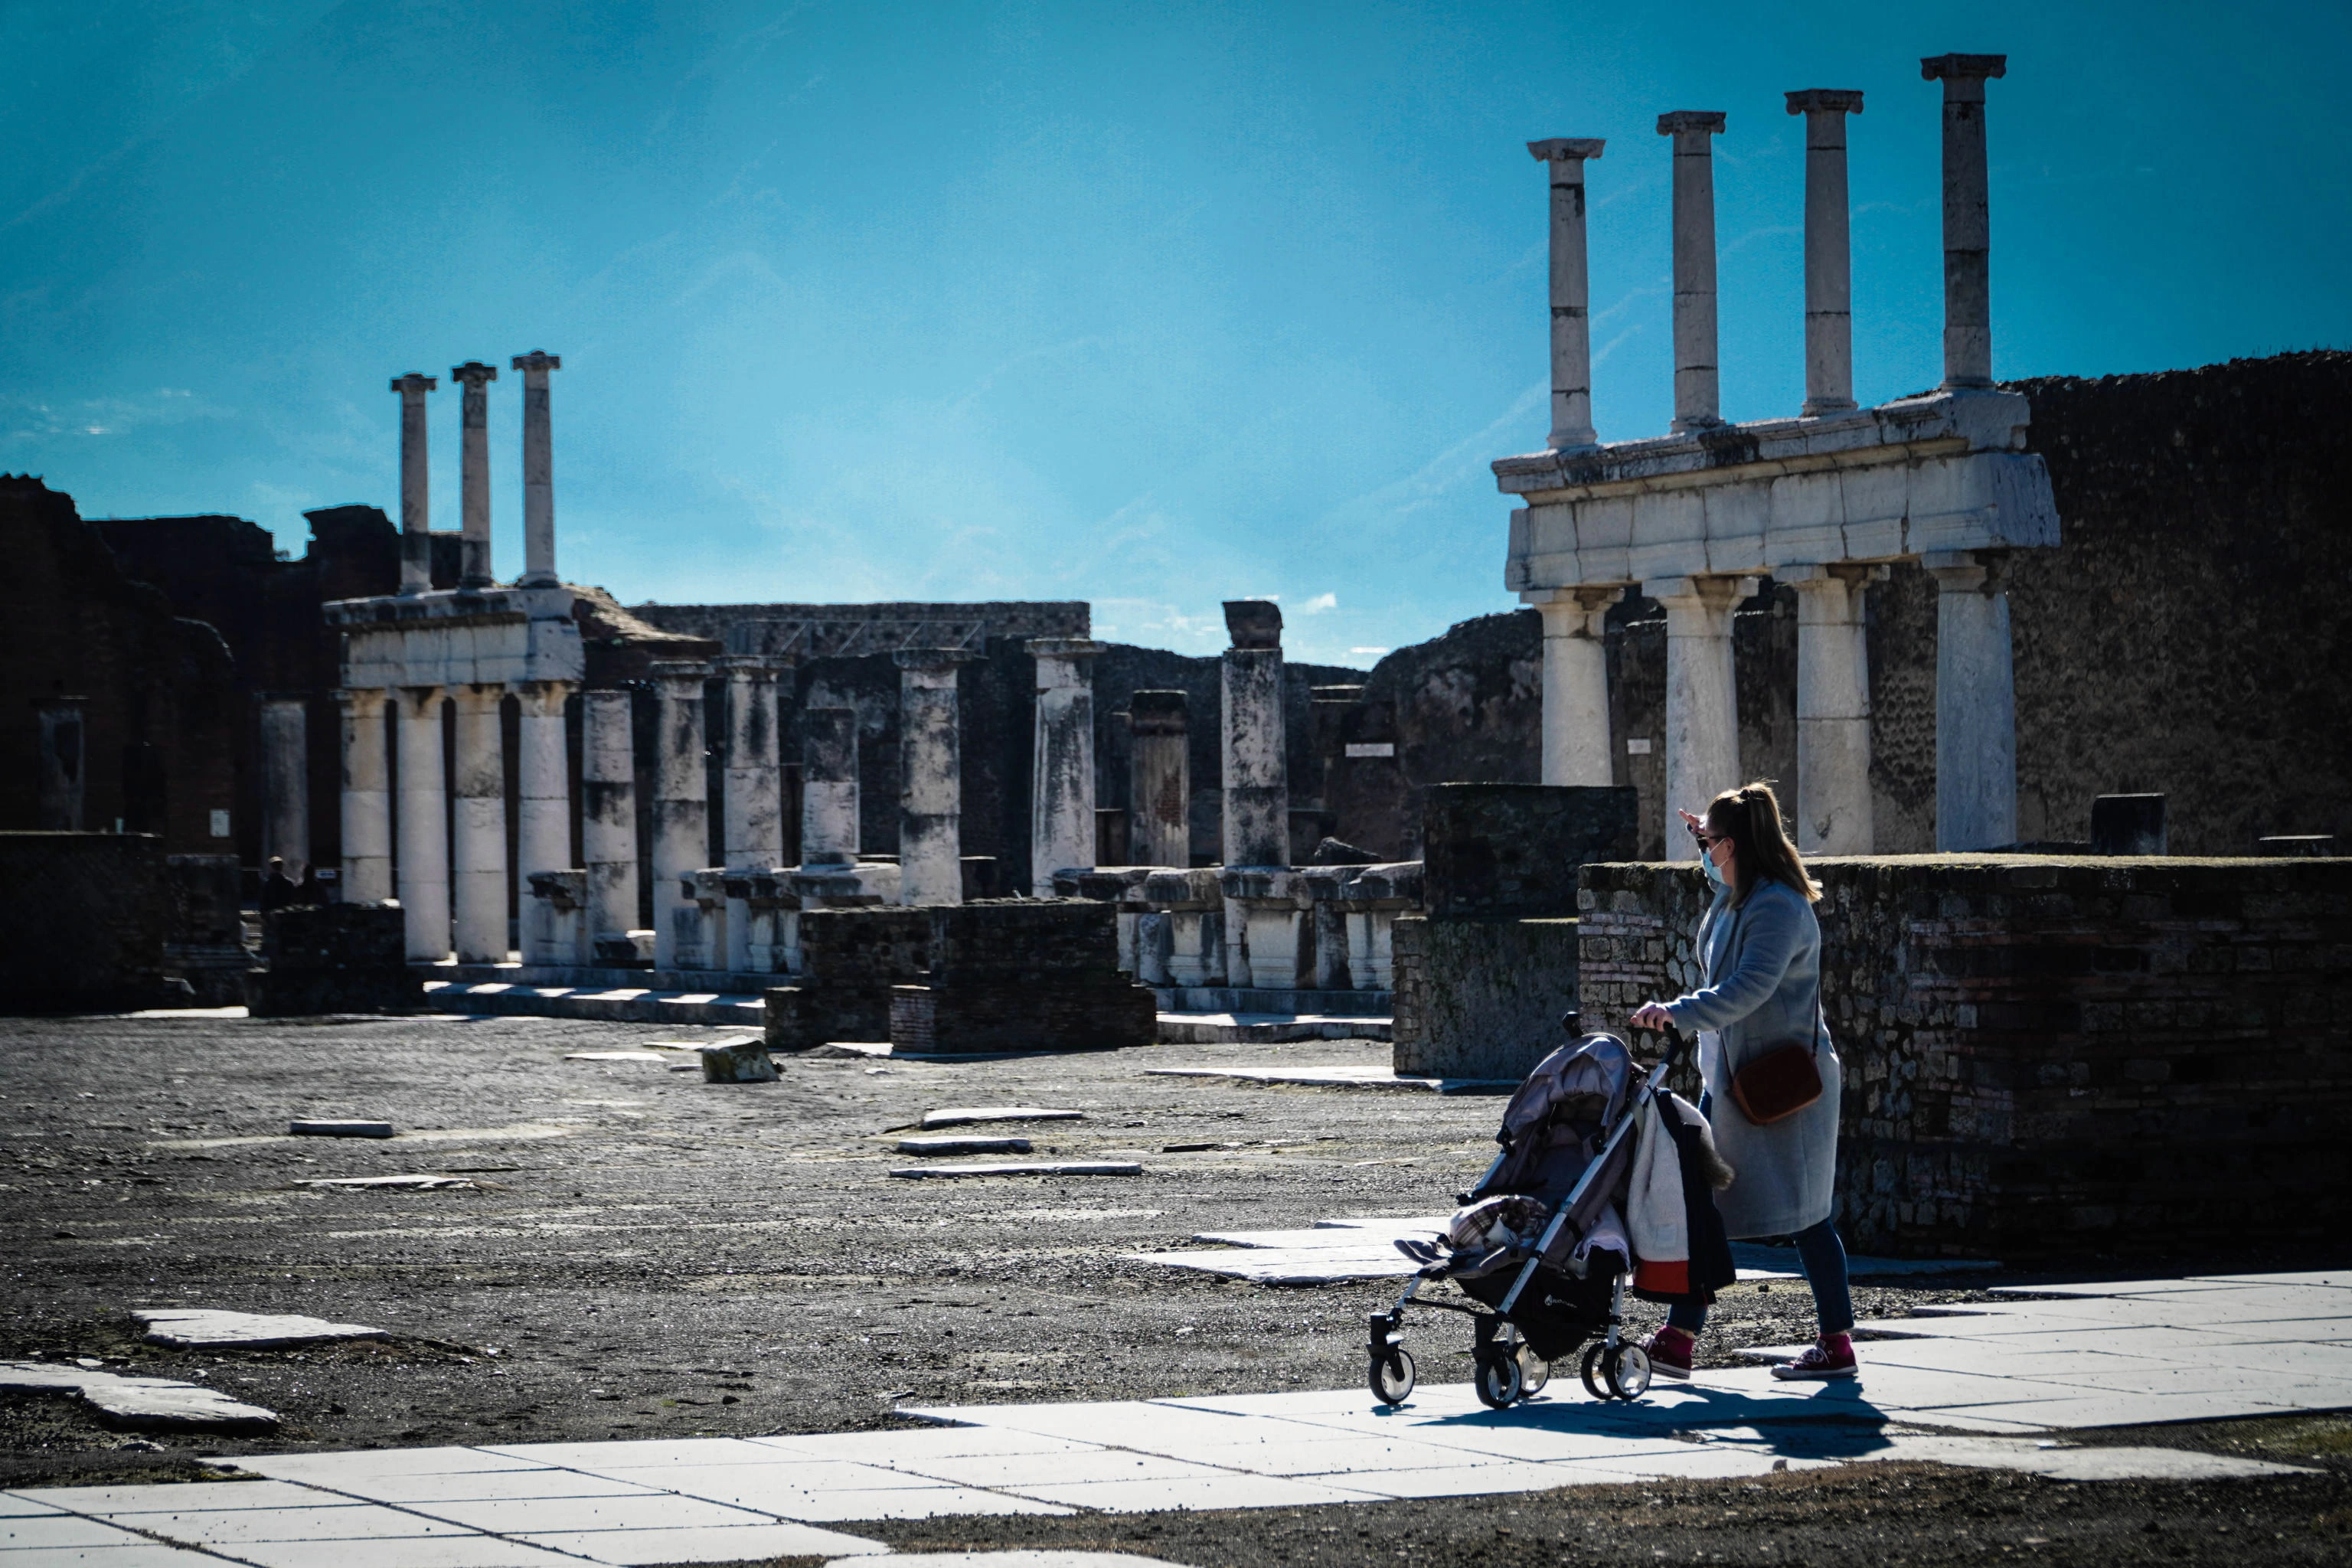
32, 696, 87, 831
717, 656, 786, 964
1528, 586, 1617, 786
1928, 550, 2017, 851
257, 694, 310, 874
648, 662, 712, 969
389, 373, 436, 594
336, 688, 392, 903
449, 683, 508, 964
580, 689, 639, 955
1028, 638, 1102, 891
1128, 690, 1191, 867
1657, 111, 1727, 432
510, 351, 561, 587
1922, 54, 2007, 390
801, 707, 861, 867
898, 650, 979, 906
1528, 137, 1606, 450
1785, 564, 1874, 854
514, 681, 571, 896
1785, 90, 1864, 415
450, 361, 498, 588
394, 686, 450, 960
1220, 600, 1288, 868
1647, 575, 1752, 831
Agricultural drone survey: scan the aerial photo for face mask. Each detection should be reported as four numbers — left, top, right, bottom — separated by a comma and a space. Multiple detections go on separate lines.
1700, 841, 1726, 888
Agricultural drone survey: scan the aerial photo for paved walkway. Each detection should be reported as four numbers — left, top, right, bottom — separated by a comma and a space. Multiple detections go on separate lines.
5, 1272, 2344, 1566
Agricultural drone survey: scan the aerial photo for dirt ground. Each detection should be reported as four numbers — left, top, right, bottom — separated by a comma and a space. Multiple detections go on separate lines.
2, 1010, 2346, 1565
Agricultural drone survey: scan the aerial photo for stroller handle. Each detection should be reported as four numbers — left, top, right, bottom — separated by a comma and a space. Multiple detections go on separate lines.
1630, 1020, 1688, 1071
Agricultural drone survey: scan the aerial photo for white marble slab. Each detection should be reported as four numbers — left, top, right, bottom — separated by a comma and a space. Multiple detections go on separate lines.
518, 1521, 888, 1563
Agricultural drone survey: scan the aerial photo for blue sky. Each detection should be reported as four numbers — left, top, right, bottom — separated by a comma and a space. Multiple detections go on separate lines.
5, 2, 2345, 667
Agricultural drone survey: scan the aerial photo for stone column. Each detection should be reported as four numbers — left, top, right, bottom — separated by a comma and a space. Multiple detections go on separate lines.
394, 687, 450, 959
510, 351, 561, 587
801, 707, 860, 866
336, 688, 393, 903
1785, 565, 1873, 854
451, 360, 498, 588
1128, 690, 1191, 867
449, 683, 508, 964
390, 373, 436, 593
257, 694, 310, 873
1528, 137, 1607, 450
32, 696, 87, 831
897, 649, 977, 906
1927, 551, 2017, 850
514, 680, 571, 889
1785, 90, 1864, 415
649, 662, 711, 969
1657, 111, 1727, 432
1220, 600, 1288, 867
580, 688, 639, 956
1646, 575, 1753, 831
1529, 586, 1618, 786
1029, 638, 1102, 891
1921, 54, 2006, 390
718, 656, 786, 962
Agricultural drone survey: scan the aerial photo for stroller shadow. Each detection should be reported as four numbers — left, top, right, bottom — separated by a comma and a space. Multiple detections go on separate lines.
1385, 1378, 1908, 1462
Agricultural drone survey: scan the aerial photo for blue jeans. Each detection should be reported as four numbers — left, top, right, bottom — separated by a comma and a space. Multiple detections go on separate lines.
1667, 1217, 1854, 1339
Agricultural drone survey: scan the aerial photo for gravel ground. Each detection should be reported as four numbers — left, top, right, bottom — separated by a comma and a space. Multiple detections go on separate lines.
2, 1009, 2346, 1564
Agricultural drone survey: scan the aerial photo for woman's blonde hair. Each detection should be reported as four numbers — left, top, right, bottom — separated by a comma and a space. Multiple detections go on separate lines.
1706, 781, 1821, 906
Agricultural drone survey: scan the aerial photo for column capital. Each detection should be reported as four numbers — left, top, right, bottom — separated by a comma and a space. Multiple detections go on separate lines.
390, 372, 437, 396
1655, 110, 1726, 139
1644, 573, 1757, 609
893, 646, 982, 672
1522, 585, 1623, 612
648, 660, 713, 685
713, 654, 791, 675
1527, 137, 1606, 163
1024, 637, 1104, 662
510, 349, 562, 374
1223, 599, 1282, 650
1922, 53, 2007, 87
450, 360, 499, 389
1785, 89, 1864, 116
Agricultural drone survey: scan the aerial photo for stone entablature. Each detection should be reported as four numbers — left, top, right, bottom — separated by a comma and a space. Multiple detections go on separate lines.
328, 585, 585, 691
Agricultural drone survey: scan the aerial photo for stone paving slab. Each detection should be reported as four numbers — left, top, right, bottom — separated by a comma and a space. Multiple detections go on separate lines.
517, 1522, 888, 1563
0, 1361, 279, 1432
1145, 1065, 1512, 1093
135, 1309, 387, 1349
420, 980, 767, 1027
1155, 1013, 1393, 1044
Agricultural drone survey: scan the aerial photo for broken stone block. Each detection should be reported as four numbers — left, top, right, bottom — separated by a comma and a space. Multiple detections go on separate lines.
895, 1135, 1034, 1155
0, 1360, 277, 1432
297, 1174, 472, 1191
921, 1106, 1083, 1129
288, 1119, 394, 1138
700, 1038, 779, 1083
134, 1308, 387, 1348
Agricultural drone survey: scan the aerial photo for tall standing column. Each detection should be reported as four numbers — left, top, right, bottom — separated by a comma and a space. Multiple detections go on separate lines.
1657, 111, 1728, 432
580, 689, 639, 954
718, 656, 786, 962
1528, 137, 1607, 450
1128, 690, 1191, 867
1785, 90, 1864, 415
1530, 586, 1619, 786
257, 694, 311, 874
649, 662, 712, 969
390, 373, 436, 593
451, 361, 498, 588
801, 708, 860, 866
337, 688, 392, 903
1646, 576, 1753, 833
449, 684, 508, 964
1927, 551, 2017, 850
1028, 638, 1102, 890
515, 681, 572, 887
897, 650, 977, 905
1785, 565, 1874, 854
1921, 54, 2006, 390
1220, 601, 1288, 867
33, 696, 87, 831
394, 687, 450, 959
510, 350, 561, 587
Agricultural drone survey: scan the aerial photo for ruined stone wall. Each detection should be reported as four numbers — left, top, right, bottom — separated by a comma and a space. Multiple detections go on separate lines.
0, 831, 175, 1011
1576, 854, 2352, 1259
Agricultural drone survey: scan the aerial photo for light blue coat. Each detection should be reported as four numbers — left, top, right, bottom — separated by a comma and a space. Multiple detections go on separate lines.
1661, 877, 1840, 1240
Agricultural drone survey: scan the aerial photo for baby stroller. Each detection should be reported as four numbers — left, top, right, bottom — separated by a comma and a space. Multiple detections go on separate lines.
1365, 1020, 1687, 1410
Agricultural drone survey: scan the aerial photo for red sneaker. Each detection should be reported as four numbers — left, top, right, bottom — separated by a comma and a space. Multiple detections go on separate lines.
1645, 1325, 1694, 1380
1771, 1332, 1857, 1380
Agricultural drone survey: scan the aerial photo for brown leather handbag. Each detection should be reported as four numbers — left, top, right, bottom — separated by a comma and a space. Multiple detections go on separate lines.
1729, 1039, 1824, 1125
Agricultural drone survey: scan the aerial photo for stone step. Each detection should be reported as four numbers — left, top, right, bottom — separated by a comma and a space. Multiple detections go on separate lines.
1155, 1011, 1392, 1044
420, 978, 766, 1026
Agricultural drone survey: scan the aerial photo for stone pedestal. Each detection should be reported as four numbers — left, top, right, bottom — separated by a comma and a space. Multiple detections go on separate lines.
257, 694, 309, 874
1221, 867, 1312, 991
1027, 638, 1101, 891
449, 684, 508, 964
1530, 587, 1616, 787
394, 687, 449, 960
1787, 564, 1874, 854
336, 688, 392, 903
1220, 600, 1288, 868
451, 361, 498, 588
649, 662, 711, 969
1657, 111, 1727, 431
1145, 868, 1225, 987
524, 869, 587, 965
580, 689, 639, 959
1928, 551, 2017, 851
897, 651, 977, 906
390, 373, 436, 594
510, 350, 561, 587
1648, 575, 1752, 829
1528, 137, 1607, 450
1128, 690, 1191, 868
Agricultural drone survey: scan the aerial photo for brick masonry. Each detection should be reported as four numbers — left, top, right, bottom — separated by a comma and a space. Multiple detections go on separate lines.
763, 906, 933, 1050
0, 832, 175, 1012
1576, 854, 2352, 1259
890, 899, 1157, 1054
245, 903, 417, 1016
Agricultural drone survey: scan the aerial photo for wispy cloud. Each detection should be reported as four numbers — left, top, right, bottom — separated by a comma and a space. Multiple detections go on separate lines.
1299, 591, 1337, 614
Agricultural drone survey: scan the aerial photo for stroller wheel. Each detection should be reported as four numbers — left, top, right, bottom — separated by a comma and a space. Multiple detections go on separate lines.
1606, 1343, 1653, 1401
1474, 1351, 1525, 1410
1367, 1348, 1416, 1406
1579, 1344, 1609, 1400
1517, 1345, 1550, 1396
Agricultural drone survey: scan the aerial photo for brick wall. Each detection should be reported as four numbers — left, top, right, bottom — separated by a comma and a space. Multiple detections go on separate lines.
896, 899, 1156, 1054
1576, 854, 2352, 1259
0, 832, 174, 1011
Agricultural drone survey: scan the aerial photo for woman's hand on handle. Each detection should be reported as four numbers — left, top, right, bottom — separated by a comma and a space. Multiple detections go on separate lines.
1630, 1001, 1675, 1032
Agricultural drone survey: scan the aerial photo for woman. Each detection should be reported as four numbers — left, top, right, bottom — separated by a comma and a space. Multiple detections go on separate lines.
1628, 782, 1855, 1382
